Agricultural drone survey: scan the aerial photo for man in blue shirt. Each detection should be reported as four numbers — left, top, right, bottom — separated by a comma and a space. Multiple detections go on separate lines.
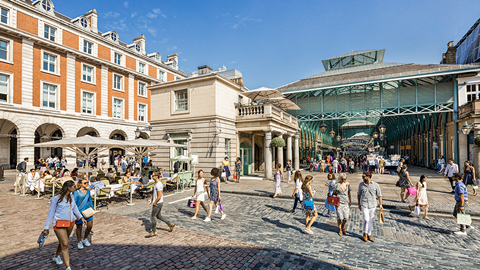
452, 173, 474, 235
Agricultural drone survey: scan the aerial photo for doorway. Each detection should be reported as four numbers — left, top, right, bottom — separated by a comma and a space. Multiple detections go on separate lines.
240, 141, 251, 175
9, 129, 17, 169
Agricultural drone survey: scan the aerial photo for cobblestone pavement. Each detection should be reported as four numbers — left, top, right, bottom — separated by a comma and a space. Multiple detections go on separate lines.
120, 193, 480, 269
0, 180, 357, 270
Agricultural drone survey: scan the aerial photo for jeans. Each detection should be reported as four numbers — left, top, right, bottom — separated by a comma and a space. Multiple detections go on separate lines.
151, 202, 171, 232
362, 206, 376, 235
448, 177, 455, 189
292, 194, 301, 211
453, 201, 470, 232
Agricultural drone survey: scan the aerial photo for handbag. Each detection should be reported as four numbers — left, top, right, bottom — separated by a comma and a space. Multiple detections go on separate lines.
327, 196, 340, 206
378, 211, 385, 224
233, 174, 237, 179
187, 199, 196, 208
414, 205, 420, 215
408, 187, 417, 195
79, 190, 95, 219
55, 201, 72, 228
218, 202, 223, 211
304, 200, 314, 210
457, 213, 472, 226
395, 180, 400, 187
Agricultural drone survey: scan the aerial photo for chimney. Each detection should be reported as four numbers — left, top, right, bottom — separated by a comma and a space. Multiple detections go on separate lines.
166, 53, 178, 70
197, 65, 213, 75
133, 34, 146, 53
441, 41, 457, 64
84, 9, 98, 32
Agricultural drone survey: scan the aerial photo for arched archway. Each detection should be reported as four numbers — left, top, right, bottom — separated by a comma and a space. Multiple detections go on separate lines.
34, 123, 63, 166
139, 132, 149, 139
0, 119, 19, 169
110, 131, 126, 165
77, 127, 99, 137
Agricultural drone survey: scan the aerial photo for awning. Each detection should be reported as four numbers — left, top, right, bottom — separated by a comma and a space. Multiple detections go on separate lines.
242, 87, 285, 101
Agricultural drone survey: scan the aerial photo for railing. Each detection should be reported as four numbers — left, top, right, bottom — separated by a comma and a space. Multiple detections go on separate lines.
235, 103, 298, 127
237, 104, 265, 116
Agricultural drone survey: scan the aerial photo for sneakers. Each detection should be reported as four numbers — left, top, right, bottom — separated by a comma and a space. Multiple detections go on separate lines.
169, 224, 175, 232
66, 267, 71, 270
454, 230, 467, 235
204, 217, 211, 222
323, 213, 330, 217
82, 239, 91, 247
221, 214, 227, 220
466, 226, 475, 233
145, 231, 157, 238
77, 241, 84, 250
304, 229, 313, 235
53, 255, 63, 265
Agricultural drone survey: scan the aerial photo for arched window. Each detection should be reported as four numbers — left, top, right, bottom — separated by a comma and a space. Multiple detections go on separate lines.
42, 0, 52, 11
80, 17, 89, 28
135, 43, 141, 52
110, 32, 117, 42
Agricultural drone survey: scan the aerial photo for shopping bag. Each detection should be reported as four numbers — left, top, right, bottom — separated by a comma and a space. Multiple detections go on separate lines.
215, 205, 219, 214
378, 211, 385, 224
414, 206, 420, 215
37, 232, 48, 249
233, 174, 237, 179
457, 213, 472, 226
187, 199, 196, 208
408, 187, 417, 195
218, 202, 223, 211
327, 196, 340, 206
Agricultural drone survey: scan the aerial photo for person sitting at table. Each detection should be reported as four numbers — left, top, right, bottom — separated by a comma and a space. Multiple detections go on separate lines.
135, 173, 151, 199
71, 168, 79, 177
122, 172, 134, 184
59, 171, 73, 183
133, 168, 141, 178
89, 176, 106, 194
61, 169, 70, 178
26, 168, 43, 194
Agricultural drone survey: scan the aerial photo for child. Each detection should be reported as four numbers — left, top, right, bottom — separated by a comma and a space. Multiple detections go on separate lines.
323, 173, 336, 217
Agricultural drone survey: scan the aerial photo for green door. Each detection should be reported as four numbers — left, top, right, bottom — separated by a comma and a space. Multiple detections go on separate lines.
240, 142, 251, 175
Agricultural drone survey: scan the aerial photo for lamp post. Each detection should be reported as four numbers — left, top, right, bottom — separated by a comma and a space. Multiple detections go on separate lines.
319, 120, 328, 158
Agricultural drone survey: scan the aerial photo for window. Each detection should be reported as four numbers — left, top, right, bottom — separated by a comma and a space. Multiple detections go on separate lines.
466, 84, 480, 102
113, 98, 123, 119
82, 64, 94, 83
42, 52, 56, 73
138, 104, 146, 122
138, 82, 146, 97
238, 95, 243, 105
0, 40, 7, 61
174, 89, 188, 111
42, 0, 52, 11
135, 43, 141, 52
80, 18, 88, 28
1, 7, 8, 24
44, 25, 56, 42
138, 62, 145, 74
0, 74, 8, 102
42, 83, 56, 109
83, 41, 92, 54
114, 53, 122, 65
110, 32, 117, 42
113, 74, 123, 90
82, 92, 94, 114
158, 70, 164, 81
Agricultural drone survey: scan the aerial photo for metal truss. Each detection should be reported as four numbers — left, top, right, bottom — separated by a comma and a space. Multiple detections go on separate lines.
296, 102, 453, 121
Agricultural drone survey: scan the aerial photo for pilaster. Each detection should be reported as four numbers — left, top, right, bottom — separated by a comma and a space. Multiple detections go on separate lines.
66, 53, 76, 112
21, 39, 34, 106
101, 65, 109, 116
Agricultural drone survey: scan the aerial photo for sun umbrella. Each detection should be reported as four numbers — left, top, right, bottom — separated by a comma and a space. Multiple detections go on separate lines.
262, 97, 301, 110
242, 87, 285, 101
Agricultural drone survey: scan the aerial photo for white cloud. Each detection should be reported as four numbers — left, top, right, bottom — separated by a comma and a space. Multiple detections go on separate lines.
123, 1, 128, 8
131, 12, 137, 18
232, 17, 262, 29
107, 19, 127, 31
147, 13, 157, 18
153, 8, 161, 14
147, 28, 157, 36
147, 8, 166, 19
161, 14, 167, 19
104, 11, 120, 18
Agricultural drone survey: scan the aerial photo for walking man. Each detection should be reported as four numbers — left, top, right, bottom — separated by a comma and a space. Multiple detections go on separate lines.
146, 174, 175, 237
444, 159, 459, 193
15, 157, 28, 189
357, 171, 383, 242
452, 173, 474, 235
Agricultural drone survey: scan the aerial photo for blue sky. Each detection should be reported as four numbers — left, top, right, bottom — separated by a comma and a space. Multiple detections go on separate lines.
55, 0, 480, 89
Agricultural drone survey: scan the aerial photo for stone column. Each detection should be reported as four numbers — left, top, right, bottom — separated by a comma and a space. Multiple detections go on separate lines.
18, 131, 35, 169
265, 131, 272, 180
251, 134, 255, 173
277, 134, 284, 171
294, 135, 300, 170
286, 135, 292, 164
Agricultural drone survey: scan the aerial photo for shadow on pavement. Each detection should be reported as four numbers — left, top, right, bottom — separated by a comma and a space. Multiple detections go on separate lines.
264, 204, 291, 213
262, 217, 304, 233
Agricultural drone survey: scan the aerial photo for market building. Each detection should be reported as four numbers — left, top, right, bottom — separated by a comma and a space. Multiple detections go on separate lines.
277, 48, 480, 171
148, 66, 300, 179
0, 0, 187, 169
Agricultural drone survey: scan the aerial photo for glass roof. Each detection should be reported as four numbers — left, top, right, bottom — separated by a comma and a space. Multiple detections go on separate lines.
322, 49, 385, 71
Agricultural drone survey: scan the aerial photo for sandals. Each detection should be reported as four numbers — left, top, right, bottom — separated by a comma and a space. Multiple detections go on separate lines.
423, 217, 430, 220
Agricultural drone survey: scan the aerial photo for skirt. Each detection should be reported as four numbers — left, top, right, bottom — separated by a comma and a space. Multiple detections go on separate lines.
464, 173, 475, 185
335, 204, 350, 221
223, 166, 231, 178
196, 191, 206, 202
324, 198, 336, 212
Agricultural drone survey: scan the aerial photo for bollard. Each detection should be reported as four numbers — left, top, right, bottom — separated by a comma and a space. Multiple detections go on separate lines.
20, 174, 28, 197
94, 187, 100, 212
12, 173, 20, 195
49, 182, 55, 204
34, 178, 43, 200
127, 182, 135, 206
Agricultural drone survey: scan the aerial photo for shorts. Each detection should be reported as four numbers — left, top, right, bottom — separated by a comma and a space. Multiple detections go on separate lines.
75, 216, 93, 225
54, 221, 75, 230
375, 164, 379, 169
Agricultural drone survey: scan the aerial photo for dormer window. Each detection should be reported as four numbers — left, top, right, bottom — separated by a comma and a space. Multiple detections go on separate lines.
110, 32, 117, 42
135, 44, 141, 52
80, 17, 89, 28
42, 0, 52, 11
156, 54, 160, 61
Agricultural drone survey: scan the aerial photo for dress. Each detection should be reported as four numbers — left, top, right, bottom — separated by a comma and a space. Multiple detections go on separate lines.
209, 178, 219, 202
417, 182, 428, 205
222, 160, 231, 178
274, 171, 282, 194
463, 169, 475, 185
335, 184, 351, 221
325, 180, 336, 212
398, 171, 411, 188
302, 184, 317, 214
195, 179, 206, 202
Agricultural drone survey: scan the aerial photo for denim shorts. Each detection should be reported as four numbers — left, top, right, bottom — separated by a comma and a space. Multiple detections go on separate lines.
75, 216, 93, 225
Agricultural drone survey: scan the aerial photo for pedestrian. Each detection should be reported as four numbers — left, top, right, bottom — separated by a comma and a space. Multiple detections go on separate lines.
379, 157, 385, 174
204, 168, 227, 221
357, 172, 383, 242
463, 161, 477, 196
285, 159, 292, 183
309, 159, 314, 172
341, 157, 347, 173
335, 173, 352, 236
235, 157, 242, 183
398, 165, 414, 202
374, 156, 379, 174
15, 157, 28, 190
320, 158, 326, 173
222, 157, 231, 182
332, 158, 339, 173
272, 163, 283, 198
191, 170, 209, 220
146, 174, 175, 237
73, 179, 94, 250
409, 174, 430, 220
444, 159, 459, 193
452, 173, 474, 235
100, 158, 106, 171
437, 156, 445, 174
61, 157, 67, 168
291, 170, 304, 213
348, 159, 355, 174
302, 175, 318, 234
323, 173, 336, 217
46, 156, 53, 170
397, 158, 404, 173
43, 180, 86, 270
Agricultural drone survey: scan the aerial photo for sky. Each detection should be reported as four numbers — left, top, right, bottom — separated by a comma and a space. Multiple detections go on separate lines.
54, 0, 480, 89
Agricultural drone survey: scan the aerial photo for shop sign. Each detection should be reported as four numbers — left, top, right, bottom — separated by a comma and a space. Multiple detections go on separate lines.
406, 145, 411, 150
400, 146, 405, 150
170, 133, 189, 137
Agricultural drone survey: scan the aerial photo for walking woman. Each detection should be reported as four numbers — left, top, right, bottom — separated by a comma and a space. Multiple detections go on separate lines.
43, 180, 86, 270
320, 158, 326, 173
191, 170, 209, 219
302, 175, 318, 234
235, 157, 242, 183
272, 163, 283, 198
204, 168, 227, 222
286, 159, 292, 183
74, 179, 94, 250
222, 157, 231, 182
323, 173, 336, 217
463, 161, 477, 196
409, 174, 430, 220
348, 159, 355, 174
398, 165, 414, 202
291, 170, 304, 213
335, 173, 352, 236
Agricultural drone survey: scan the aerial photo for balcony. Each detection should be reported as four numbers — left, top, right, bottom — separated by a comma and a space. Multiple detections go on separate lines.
235, 103, 299, 128
459, 100, 480, 119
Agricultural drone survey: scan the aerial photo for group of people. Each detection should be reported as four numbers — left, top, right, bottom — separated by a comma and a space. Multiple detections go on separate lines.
308, 156, 357, 175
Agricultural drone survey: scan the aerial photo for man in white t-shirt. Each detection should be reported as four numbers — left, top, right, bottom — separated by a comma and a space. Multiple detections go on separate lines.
332, 158, 339, 173
444, 159, 459, 193
146, 174, 175, 237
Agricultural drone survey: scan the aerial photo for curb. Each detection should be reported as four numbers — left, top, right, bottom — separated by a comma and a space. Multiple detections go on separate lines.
222, 190, 480, 219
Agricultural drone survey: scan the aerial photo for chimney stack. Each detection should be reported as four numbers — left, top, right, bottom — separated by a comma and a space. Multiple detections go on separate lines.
197, 65, 213, 75
84, 9, 98, 32
441, 41, 457, 64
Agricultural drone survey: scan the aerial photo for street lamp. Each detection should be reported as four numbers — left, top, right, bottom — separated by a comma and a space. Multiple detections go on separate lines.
134, 127, 141, 139
319, 121, 328, 134
372, 131, 379, 139
336, 134, 342, 142
378, 121, 387, 134
329, 130, 336, 138
460, 121, 478, 135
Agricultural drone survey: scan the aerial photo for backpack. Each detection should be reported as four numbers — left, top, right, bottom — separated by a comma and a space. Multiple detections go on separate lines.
16, 161, 24, 171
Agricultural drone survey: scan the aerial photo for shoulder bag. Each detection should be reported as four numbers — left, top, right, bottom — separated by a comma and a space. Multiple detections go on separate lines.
378, 211, 385, 224
327, 195, 340, 206
80, 190, 95, 219
457, 213, 472, 226
303, 186, 314, 210
55, 199, 72, 228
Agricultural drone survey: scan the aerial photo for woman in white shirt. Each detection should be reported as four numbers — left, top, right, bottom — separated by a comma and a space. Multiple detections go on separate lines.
291, 171, 304, 213
191, 170, 209, 219
27, 168, 43, 193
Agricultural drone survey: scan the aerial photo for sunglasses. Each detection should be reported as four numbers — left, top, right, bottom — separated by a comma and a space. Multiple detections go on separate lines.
82, 182, 88, 185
